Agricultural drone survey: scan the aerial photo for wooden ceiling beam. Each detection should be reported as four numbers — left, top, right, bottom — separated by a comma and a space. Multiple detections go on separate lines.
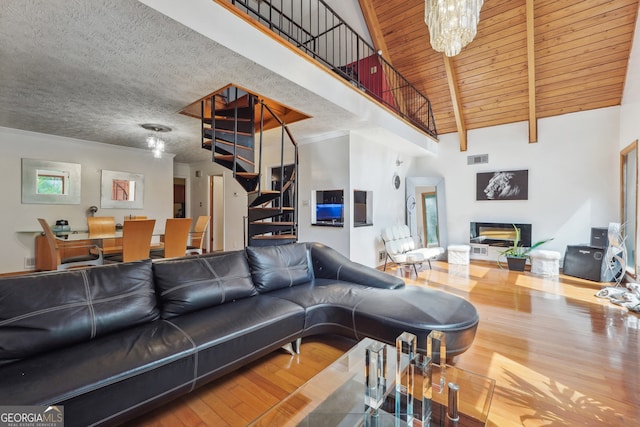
526, 0, 538, 143
443, 56, 468, 151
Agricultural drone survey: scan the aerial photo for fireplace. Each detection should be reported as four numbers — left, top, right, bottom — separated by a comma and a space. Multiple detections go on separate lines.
470, 222, 532, 248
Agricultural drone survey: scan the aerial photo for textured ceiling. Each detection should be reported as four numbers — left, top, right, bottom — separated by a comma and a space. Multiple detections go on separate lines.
0, 0, 369, 163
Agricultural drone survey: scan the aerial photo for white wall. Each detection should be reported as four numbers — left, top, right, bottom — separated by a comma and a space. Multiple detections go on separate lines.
188, 161, 247, 251
0, 126, 173, 273
298, 135, 351, 255
349, 133, 411, 266
411, 108, 621, 259
619, 4, 640, 273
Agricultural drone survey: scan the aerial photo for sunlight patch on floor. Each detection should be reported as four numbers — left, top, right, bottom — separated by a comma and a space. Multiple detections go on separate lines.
485, 352, 623, 427
510, 273, 622, 308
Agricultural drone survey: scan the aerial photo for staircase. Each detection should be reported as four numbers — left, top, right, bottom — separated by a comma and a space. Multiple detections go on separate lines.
201, 85, 298, 247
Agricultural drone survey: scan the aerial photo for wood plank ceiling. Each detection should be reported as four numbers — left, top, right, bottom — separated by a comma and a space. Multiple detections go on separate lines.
360, 0, 639, 150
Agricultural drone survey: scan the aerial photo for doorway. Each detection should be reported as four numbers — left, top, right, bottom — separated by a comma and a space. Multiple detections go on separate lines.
421, 190, 439, 247
173, 178, 186, 218
210, 175, 224, 252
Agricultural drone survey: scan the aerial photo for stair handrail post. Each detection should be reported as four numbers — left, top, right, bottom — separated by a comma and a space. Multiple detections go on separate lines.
232, 86, 238, 177
294, 143, 299, 237
201, 99, 205, 149
279, 121, 285, 214
258, 100, 265, 194
210, 94, 216, 161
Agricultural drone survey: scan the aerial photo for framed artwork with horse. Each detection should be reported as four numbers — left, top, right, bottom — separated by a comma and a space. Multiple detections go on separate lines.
476, 169, 528, 200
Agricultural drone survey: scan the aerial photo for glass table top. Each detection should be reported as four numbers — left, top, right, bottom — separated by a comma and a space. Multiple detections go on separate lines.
249, 338, 495, 427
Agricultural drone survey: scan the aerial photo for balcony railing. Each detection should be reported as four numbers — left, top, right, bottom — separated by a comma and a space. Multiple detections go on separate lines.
227, 0, 437, 139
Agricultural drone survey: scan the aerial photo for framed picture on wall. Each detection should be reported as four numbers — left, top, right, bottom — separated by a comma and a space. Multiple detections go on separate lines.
476, 170, 528, 200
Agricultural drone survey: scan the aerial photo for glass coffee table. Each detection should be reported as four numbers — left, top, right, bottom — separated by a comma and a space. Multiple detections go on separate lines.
249, 338, 495, 427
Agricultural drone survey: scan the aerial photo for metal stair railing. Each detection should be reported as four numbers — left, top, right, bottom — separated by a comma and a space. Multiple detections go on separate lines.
201, 85, 298, 246
227, 0, 437, 138
255, 100, 298, 240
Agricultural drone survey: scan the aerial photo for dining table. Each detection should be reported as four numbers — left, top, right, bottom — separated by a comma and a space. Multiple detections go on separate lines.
33, 229, 166, 271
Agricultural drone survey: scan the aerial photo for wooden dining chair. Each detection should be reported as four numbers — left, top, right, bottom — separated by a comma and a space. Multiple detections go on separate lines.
186, 215, 210, 255
151, 218, 192, 259
87, 216, 121, 255
105, 219, 155, 263
37, 218, 103, 270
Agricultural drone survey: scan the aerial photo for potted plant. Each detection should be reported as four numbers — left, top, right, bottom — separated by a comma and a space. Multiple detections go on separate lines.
498, 225, 552, 271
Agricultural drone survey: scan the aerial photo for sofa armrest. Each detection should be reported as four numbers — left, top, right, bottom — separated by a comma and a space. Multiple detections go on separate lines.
307, 242, 404, 289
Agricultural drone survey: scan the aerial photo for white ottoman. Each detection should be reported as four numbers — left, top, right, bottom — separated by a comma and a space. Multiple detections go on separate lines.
529, 250, 561, 276
448, 245, 471, 265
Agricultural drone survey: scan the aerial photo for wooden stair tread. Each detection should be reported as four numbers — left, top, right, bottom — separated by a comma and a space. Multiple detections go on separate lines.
251, 234, 297, 240
215, 154, 255, 166
236, 172, 259, 178
214, 139, 253, 151
250, 221, 295, 225
249, 190, 278, 195
249, 207, 294, 211
213, 128, 252, 137
202, 127, 253, 138
202, 115, 253, 128
204, 116, 252, 124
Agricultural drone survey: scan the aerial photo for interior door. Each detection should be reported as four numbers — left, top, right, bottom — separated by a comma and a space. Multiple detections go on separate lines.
209, 175, 225, 252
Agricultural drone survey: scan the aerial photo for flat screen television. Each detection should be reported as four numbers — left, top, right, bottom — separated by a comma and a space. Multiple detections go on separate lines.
315, 203, 344, 224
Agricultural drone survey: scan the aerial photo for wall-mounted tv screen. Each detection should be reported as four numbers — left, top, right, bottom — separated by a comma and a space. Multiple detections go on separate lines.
316, 203, 344, 223
313, 189, 344, 226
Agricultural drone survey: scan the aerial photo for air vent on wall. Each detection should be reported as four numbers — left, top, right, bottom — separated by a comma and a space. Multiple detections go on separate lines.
467, 154, 488, 165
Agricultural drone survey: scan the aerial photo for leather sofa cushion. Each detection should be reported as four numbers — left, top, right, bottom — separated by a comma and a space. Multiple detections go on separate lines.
308, 242, 404, 289
0, 260, 159, 366
353, 286, 479, 356
167, 294, 305, 388
153, 251, 257, 319
246, 243, 312, 292
0, 320, 195, 406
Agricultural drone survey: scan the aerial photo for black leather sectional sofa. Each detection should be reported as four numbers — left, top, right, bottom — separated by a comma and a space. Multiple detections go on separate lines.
0, 242, 479, 426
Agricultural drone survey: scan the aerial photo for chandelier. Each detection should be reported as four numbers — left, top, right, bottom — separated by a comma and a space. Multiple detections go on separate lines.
141, 123, 171, 158
424, 0, 484, 57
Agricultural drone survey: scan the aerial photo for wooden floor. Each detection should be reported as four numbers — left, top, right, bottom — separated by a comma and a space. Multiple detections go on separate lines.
127, 261, 640, 426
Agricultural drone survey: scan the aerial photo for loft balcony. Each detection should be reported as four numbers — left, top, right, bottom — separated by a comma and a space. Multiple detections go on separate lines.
217, 0, 438, 140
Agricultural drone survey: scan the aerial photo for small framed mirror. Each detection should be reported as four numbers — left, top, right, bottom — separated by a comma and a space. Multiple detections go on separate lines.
100, 170, 144, 209
22, 158, 81, 204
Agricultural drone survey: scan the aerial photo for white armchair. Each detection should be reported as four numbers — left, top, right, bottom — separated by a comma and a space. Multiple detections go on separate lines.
381, 225, 444, 274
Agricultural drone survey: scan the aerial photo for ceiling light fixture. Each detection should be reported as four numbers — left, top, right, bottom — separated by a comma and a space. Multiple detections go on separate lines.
140, 123, 171, 158
424, 0, 484, 57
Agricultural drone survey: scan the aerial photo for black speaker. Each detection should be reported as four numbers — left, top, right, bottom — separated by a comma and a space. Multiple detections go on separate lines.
563, 245, 606, 282
590, 227, 608, 249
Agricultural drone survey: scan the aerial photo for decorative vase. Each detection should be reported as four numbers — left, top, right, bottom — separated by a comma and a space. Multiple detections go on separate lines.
506, 256, 526, 271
